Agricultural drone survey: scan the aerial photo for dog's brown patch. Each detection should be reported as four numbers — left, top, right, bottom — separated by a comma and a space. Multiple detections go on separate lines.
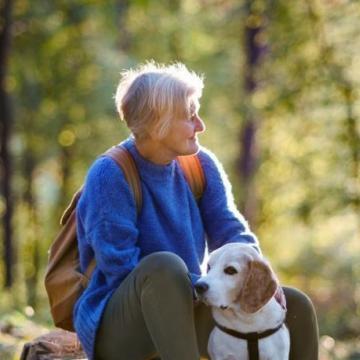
238, 260, 278, 313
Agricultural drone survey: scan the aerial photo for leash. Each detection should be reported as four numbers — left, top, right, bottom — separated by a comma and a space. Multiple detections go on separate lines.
214, 320, 284, 360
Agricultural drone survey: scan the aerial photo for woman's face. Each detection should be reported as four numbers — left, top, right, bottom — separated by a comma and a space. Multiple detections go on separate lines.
159, 99, 206, 157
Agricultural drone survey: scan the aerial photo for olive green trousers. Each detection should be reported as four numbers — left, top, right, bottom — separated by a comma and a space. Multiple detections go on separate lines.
95, 252, 319, 360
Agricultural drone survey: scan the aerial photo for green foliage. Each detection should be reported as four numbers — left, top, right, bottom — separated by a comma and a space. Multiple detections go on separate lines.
1, 0, 359, 353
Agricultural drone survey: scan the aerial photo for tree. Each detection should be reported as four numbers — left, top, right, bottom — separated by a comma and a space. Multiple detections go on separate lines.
237, 0, 268, 225
0, 0, 14, 288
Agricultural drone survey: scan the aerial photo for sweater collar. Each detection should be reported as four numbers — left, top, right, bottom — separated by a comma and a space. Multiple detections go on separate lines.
121, 136, 176, 180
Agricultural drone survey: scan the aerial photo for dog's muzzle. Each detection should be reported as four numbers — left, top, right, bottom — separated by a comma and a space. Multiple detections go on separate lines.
195, 280, 229, 309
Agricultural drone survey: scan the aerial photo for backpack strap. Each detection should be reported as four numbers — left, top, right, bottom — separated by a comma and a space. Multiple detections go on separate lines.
177, 154, 206, 200
59, 145, 142, 226
104, 145, 142, 212
58, 145, 142, 281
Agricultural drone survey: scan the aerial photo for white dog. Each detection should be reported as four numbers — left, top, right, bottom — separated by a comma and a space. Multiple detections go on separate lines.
195, 243, 290, 360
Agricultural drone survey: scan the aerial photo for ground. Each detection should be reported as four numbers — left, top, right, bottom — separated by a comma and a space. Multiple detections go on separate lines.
0, 311, 359, 360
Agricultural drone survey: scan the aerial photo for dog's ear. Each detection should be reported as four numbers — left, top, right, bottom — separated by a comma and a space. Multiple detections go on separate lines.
238, 260, 278, 313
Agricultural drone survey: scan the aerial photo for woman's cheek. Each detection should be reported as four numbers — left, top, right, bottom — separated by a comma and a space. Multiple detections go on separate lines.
186, 123, 196, 136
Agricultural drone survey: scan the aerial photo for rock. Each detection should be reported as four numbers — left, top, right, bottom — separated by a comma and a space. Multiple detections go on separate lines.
20, 329, 87, 360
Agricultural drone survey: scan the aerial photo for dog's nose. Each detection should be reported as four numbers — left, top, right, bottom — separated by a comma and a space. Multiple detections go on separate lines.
195, 281, 209, 295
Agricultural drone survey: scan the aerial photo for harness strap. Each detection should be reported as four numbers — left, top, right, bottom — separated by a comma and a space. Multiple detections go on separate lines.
214, 320, 284, 360
248, 338, 260, 360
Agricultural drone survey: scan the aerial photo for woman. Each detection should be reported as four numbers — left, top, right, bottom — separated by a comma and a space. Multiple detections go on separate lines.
74, 62, 319, 360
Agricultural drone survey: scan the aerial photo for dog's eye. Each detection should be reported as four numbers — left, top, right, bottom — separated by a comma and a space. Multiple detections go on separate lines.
224, 266, 237, 275
207, 264, 211, 272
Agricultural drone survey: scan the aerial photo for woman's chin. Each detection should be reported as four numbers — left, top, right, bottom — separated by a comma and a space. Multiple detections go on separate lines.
176, 139, 200, 156
186, 141, 200, 155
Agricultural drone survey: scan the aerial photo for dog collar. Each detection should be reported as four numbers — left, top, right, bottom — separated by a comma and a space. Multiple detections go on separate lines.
214, 320, 284, 360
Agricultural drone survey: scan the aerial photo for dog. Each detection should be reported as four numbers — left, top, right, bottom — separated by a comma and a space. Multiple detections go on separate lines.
195, 243, 290, 360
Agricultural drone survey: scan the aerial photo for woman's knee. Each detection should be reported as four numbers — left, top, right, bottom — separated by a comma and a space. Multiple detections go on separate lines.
283, 286, 318, 333
283, 287, 316, 315
283, 287, 319, 359
138, 251, 191, 287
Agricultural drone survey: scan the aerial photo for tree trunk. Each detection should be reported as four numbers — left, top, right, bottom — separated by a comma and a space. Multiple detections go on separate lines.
237, 1, 267, 226
0, 0, 14, 288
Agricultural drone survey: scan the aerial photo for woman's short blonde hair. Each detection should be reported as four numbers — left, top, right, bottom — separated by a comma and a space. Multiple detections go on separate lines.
114, 61, 204, 139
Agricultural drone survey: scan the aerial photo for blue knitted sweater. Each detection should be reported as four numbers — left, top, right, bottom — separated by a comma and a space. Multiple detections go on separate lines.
74, 136, 259, 359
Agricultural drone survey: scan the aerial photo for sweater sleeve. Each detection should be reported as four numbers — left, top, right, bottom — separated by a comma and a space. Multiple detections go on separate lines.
197, 148, 261, 253
77, 156, 140, 286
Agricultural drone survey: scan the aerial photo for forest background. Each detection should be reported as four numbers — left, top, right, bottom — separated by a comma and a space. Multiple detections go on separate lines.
0, 0, 359, 359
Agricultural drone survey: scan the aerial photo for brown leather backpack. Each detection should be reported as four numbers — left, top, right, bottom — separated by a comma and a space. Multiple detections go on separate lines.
44, 145, 205, 332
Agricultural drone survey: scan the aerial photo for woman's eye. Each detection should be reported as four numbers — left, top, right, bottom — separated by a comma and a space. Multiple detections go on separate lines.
224, 266, 237, 275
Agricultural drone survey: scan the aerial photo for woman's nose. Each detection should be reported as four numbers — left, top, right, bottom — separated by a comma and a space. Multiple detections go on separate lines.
195, 115, 206, 133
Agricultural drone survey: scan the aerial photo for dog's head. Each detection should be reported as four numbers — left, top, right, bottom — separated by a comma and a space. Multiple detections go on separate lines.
195, 243, 278, 313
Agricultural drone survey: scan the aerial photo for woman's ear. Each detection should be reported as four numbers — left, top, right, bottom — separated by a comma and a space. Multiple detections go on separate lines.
238, 260, 278, 313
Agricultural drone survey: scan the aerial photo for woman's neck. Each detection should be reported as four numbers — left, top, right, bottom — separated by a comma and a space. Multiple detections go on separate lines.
134, 137, 176, 165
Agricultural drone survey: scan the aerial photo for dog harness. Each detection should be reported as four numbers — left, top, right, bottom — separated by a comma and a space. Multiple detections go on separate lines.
214, 320, 284, 360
